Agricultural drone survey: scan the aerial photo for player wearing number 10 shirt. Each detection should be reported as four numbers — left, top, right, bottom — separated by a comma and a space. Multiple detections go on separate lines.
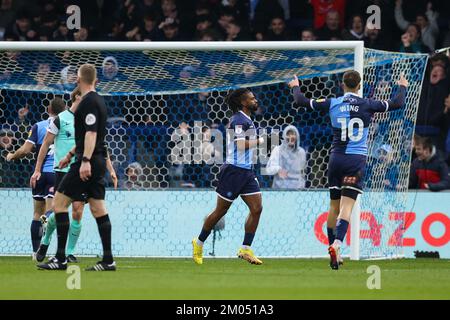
288, 70, 408, 270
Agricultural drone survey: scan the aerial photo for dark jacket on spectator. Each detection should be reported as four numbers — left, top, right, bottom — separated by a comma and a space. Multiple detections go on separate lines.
409, 147, 449, 191
364, 32, 392, 51
252, 0, 284, 33
7, 22, 39, 41
315, 26, 341, 40
139, 24, 163, 41
400, 40, 430, 53
265, 30, 291, 41
417, 77, 449, 128
341, 29, 364, 41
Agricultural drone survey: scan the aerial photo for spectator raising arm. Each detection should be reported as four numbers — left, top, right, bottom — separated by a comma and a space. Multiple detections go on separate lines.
394, 0, 409, 31
423, 2, 439, 50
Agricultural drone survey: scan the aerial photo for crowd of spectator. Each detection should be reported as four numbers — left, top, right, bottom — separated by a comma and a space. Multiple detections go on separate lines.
412, 51, 450, 191
0, 0, 449, 51
1, 0, 450, 191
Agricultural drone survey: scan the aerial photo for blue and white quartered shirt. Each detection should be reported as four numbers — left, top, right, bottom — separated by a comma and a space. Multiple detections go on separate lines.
26, 118, 55, 173
225, 111, 257, 170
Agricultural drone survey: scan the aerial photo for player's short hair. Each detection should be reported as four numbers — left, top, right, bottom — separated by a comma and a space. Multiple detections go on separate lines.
78, 63, 97, 85
343, 70, 361, 89
49, 97, 66, 115
70, 86, 81, 103
225, 88, 251, 113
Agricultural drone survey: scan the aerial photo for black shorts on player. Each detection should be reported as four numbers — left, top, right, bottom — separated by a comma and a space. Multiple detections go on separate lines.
328, 153, 366, 200
32, 172, 55, 201
57, 155, 106, 201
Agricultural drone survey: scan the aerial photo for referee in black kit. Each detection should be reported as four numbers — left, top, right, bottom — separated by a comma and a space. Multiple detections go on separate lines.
38, 64, 115, 271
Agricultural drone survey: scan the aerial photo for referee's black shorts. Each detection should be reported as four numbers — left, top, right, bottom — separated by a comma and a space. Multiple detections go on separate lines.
57, 156, 106, 201
55, 171, 88, 202
54, 171, 66, 190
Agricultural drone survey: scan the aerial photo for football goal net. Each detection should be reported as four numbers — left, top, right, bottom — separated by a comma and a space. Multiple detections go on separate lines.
0, 41, 428, 259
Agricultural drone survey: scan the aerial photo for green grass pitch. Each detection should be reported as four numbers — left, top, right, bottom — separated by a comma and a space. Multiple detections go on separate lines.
1, 257, 449, 299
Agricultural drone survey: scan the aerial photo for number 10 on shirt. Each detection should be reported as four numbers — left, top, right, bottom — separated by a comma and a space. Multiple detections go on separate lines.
337, 117, 364, 142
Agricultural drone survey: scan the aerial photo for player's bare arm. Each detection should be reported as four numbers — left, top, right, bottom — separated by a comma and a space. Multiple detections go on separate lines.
58, 146, 76, 169
6, 141, 34, 162
30, 131, 56, 188
106, 150, 118, 189
80, 131, 97, 182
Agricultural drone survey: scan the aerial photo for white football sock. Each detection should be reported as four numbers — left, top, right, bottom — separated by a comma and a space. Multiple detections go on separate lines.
333, 240, 342, 247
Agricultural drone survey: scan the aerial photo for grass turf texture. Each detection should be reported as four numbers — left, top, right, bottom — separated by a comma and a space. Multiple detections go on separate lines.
0, 257, 449, 299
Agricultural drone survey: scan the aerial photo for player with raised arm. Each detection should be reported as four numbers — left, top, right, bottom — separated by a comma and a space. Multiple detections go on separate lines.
6, 98, 66, 260
192, 88, 264, 265
31, 87, 118, 263
288, 71, 408, 270
37, 64, 116, 271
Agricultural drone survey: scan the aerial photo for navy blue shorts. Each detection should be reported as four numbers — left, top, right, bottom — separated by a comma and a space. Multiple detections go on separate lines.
216, 164, 261, 202
32, 172, 55, 201
328, 153, 366, 200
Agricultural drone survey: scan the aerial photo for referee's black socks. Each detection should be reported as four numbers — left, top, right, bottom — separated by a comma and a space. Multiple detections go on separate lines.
55, 212, 70, 262
96, 214, 113, 263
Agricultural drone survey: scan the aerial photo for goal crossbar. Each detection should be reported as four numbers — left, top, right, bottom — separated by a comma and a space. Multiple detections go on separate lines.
0, 40, 365, 52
